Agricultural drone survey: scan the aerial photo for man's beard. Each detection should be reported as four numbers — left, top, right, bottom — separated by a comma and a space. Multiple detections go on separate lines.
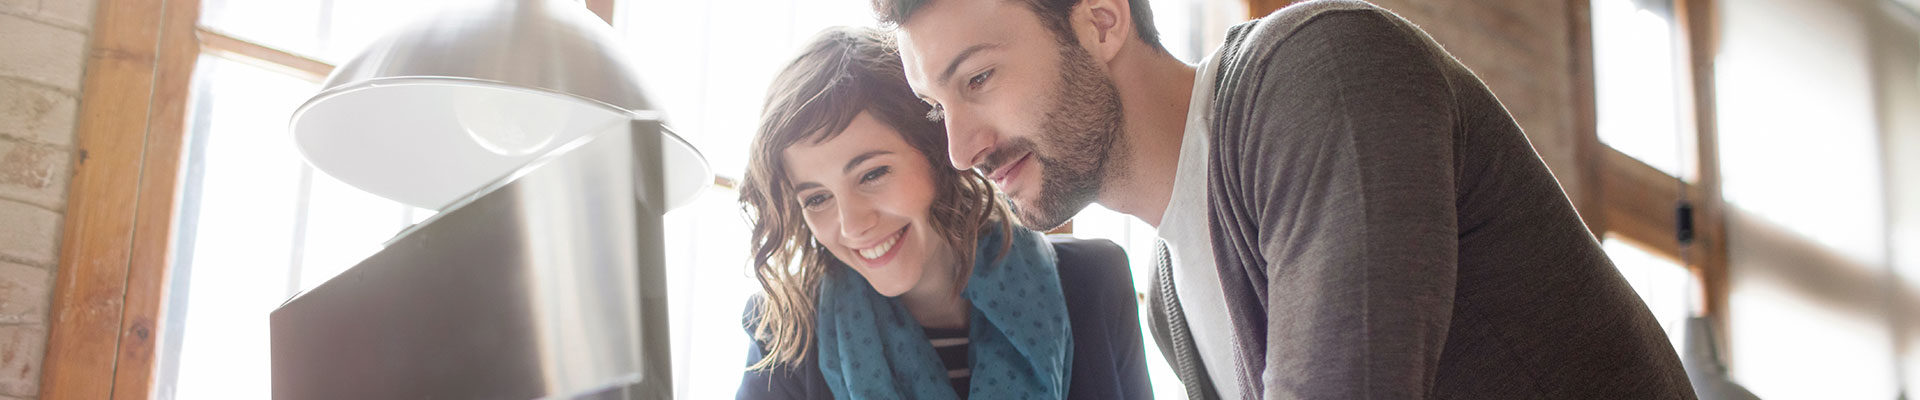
982, 43, 1126, 230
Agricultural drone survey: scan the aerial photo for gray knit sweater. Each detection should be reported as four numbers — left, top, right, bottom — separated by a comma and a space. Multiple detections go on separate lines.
1144, 1, 1696, 398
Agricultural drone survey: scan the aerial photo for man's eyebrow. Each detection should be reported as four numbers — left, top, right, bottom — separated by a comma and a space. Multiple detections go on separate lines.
939, 43, 1000, 84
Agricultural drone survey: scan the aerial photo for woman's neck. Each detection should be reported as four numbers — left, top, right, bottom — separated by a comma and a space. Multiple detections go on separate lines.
898, 247, 971, 330
899, 287, 969, 330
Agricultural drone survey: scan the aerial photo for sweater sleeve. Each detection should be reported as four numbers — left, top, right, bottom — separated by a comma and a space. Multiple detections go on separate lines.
1237, 9, 1460, 399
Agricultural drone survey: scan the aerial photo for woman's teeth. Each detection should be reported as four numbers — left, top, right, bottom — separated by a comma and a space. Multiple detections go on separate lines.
858, 234, 898, 260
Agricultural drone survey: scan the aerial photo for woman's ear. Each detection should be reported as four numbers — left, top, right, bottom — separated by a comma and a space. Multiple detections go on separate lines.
1074, 0, 1132, 65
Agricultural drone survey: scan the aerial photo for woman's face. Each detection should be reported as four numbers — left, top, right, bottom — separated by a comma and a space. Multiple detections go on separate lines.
784, 111, 955, 297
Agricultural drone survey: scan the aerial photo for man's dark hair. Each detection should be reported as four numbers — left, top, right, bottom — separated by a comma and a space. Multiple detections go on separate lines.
874, 0, 1163, 51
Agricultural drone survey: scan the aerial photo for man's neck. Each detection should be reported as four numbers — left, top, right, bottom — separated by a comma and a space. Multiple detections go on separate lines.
1095, 44, 1198, 228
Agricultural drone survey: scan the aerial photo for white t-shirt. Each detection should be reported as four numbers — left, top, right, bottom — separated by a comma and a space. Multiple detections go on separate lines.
1155, 52, 1242, 400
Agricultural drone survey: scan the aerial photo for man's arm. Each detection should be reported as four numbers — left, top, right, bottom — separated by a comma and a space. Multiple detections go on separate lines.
1239, 9, 1461, 398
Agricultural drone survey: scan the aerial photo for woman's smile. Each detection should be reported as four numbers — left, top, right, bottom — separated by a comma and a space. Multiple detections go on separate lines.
854, 226, 909, 265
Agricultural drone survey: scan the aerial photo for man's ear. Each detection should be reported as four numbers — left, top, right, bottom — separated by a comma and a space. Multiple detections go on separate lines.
1073, 0, 1131, 64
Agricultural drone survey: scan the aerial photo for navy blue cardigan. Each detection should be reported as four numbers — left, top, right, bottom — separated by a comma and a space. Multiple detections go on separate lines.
735, 236, 1153, 399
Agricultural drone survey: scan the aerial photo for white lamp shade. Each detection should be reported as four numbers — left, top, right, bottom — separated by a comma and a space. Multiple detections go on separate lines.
289, 0, 708, 211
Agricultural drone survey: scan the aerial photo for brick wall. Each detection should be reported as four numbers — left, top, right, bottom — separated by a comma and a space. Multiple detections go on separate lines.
0, 0, 96, 398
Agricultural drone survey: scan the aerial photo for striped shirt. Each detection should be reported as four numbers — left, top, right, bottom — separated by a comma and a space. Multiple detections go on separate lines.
925, 326, 970, 397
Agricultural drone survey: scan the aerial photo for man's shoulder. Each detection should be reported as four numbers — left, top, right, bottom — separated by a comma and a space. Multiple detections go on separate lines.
1209, 0, 1452, 149
1222, 0, 1417, 66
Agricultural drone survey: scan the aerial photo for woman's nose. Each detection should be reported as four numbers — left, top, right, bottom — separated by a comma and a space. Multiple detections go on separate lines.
836, 195, 878, 238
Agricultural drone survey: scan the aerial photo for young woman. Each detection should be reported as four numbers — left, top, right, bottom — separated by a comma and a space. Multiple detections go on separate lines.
734, 26, 1153, 400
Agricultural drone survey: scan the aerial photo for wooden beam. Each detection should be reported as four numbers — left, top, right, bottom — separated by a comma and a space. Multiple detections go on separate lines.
108, 0, 201, 397
1599, 146, 1704, 261
1247, 0, 1290, 17
1676, 0, 1731, 360
199, 28, 334, 83
586, 0, 616, 25
1567, 0, 1608, 237
40, 0, 200, 397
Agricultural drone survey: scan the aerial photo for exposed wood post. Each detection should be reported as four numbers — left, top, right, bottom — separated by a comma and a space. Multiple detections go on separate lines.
1247, 0, 1288, 17
39, 0, 201, 397
587, 0, 616, 25
1675, 0, 1730, 361
1567, 0, 1608, 237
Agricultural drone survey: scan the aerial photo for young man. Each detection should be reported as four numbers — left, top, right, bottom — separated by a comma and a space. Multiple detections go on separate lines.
877, 0, 1695, 398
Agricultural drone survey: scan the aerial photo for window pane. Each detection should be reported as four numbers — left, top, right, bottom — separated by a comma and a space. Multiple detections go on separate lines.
201, 0, 490, 64
617, 0, 872, 180
166, 55, 316, 400
163, 54, 421, 399
1716, 0, 1898, 397
199, 0, 328, 58
1717, 0, 1886, 266
295, 170, 420, 292
1600, 238, 1695, 352
318, 0, 490, 63
660, 188, 758, 400
1591, 0, 1691, 179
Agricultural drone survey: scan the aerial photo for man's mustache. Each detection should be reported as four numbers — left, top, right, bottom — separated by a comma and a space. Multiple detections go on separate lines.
977, 139, 1035, 179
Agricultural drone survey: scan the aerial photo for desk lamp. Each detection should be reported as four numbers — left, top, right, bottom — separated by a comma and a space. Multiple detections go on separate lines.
274, 0, 708, 398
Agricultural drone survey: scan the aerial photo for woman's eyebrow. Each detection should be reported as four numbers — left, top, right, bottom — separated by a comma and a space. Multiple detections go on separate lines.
843, 150, 893, 174
789, 149, 892, 193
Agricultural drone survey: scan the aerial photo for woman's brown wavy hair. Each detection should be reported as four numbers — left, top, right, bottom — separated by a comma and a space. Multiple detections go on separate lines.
738, 26, 1011, 370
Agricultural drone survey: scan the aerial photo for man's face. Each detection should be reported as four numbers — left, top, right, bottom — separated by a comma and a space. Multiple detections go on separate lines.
897, 0, 1126, 230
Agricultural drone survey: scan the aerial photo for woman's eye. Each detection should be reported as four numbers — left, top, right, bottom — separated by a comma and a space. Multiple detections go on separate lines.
800, 193, 830, 211
967, 70, 992, 91
859, 166, 891, 184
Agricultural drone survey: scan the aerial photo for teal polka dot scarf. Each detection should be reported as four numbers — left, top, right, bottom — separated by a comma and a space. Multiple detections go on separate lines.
815, 227, 1073, 399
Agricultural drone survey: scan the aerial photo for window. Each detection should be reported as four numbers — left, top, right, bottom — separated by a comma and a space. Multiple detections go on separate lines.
159, 1, 477, 398
1587, 0, 1700, 360
1600, 238, 1697, 351
1587, 0, 1918, 396
1715, 0, 1902, 397
1592, 0, 1692, 180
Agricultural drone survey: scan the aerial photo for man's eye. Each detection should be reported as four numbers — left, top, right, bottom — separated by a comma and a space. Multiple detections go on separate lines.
859, 166, 891, 184
925, 104, 945, 122
967, 70, 993, 91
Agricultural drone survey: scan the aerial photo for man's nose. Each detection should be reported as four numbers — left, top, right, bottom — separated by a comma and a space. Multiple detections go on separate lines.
942, 105, 993, 171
